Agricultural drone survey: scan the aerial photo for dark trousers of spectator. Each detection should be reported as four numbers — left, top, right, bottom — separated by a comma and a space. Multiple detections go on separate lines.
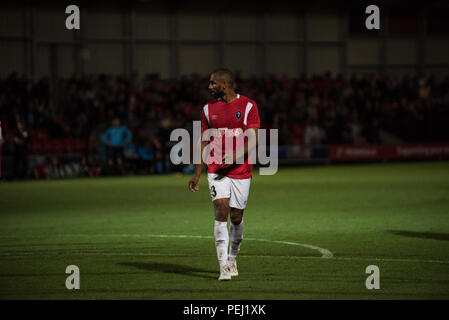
105, 146, 124, 175
138, 159, 154, 174
13, 151, 28, 179
155, 149, 172, 174
123, 156, 139, 174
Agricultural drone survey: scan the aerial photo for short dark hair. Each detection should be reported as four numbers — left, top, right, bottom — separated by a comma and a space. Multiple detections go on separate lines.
212, 68, 236, 90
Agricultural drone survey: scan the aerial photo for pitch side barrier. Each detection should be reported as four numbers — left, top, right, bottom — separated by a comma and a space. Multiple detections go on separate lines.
2, 143, 448, 180
276, 145, 329, 166
328, 143, 449, 163
274, 142, 449, 167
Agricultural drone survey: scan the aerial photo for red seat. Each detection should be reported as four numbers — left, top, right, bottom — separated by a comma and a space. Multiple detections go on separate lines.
28, 141, 38, 155
74, 139, 86, 153
43, 140, 55, 154
64, 139, 76, 155
31, 129, 48, 141
29, 141, 45, 155
53, 140, 65, 155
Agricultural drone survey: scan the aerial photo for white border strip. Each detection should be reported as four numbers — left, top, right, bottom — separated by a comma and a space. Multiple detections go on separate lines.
203, 104, 210, 126
243, 102, 253, 126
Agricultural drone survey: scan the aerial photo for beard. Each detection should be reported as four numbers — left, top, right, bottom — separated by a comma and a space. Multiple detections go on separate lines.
209, 87, 225, 98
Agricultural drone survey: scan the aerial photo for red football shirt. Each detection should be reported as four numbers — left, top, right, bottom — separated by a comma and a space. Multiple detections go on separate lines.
201, 94, 260, 179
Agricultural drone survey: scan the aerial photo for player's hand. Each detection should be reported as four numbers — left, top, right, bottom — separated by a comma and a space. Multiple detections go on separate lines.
188, 175, 200, 192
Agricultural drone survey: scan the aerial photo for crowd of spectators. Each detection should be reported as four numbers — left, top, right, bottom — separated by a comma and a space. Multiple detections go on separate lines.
0, 71, 448, 179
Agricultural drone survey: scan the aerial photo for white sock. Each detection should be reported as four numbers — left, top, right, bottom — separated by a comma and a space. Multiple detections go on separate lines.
229, 219, 244, 260
214, 220, 229, 268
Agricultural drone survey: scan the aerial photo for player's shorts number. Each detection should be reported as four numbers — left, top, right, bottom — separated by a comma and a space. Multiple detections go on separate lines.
210, 186, 217, 198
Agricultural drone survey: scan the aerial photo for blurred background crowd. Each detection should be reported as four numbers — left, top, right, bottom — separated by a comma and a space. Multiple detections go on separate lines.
1, 71, 448, 179
1, 1, 449, 180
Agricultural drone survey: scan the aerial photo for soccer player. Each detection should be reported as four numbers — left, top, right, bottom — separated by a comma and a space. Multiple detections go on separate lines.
188, 69, 260, 281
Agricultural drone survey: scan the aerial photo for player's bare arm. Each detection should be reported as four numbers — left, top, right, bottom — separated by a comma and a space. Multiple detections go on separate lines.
188, 140, 209, 192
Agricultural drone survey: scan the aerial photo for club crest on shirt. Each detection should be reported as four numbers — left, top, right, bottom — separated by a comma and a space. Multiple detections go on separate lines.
236, 111, 242, 119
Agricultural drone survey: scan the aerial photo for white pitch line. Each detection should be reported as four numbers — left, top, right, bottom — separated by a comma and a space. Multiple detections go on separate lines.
1, 251, 448, 265
331, 256, 449, 265
244, 237, 333, 259
1, 234, 448, 264
0, 233, 332, 258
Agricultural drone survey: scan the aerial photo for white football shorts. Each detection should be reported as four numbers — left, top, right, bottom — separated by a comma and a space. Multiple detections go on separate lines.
207, 173, 251, 209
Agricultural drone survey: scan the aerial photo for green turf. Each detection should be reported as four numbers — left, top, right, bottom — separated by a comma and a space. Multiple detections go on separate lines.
0, 161, 448, 299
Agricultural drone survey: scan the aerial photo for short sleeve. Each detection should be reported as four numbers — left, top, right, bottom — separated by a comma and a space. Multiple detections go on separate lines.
246, 102, 260, 128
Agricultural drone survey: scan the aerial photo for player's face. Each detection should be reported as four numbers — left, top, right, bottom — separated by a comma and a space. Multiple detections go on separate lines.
208, 74, 225, 98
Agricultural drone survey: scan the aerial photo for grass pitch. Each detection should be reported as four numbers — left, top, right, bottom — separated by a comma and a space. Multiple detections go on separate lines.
0, 161, 448, 299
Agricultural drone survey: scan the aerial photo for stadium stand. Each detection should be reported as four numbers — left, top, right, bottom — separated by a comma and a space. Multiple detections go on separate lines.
0, 71, 448, 179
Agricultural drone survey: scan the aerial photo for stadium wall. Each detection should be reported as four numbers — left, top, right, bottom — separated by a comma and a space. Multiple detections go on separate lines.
1, 4, 449, 81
